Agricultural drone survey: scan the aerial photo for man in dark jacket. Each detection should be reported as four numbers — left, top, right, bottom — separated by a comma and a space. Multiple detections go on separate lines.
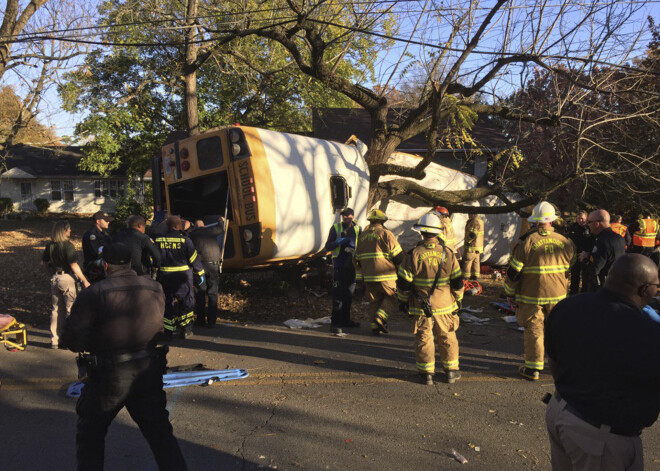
113, 215, 161, 276
580, 209, 626, 291
566, 211, 593, 294
82, 211, 113, 283
189, 217, 225, 327
62, 243, 188, 471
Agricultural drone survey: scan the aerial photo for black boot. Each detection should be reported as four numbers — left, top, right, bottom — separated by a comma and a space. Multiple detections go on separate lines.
419, 373, 434, 385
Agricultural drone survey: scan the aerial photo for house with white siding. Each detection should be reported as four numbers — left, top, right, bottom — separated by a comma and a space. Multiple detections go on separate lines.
0, 144, 130, 214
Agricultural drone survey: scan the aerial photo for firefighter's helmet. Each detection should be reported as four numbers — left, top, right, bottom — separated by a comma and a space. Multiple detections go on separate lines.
367, 209, 388, 222
434, 206, 450, 217
0, 315, 27, 352
528, 201, 558, 223
413, 213, 444, 235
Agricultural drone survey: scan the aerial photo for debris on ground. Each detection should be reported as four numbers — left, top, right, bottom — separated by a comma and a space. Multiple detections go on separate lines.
451, 448, 468, 464
283, 316, 331, 329
460, 312, 490, 324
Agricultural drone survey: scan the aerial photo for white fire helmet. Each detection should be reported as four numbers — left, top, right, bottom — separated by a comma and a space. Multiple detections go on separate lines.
413, 213, 444, 235
528, 201, 558, 223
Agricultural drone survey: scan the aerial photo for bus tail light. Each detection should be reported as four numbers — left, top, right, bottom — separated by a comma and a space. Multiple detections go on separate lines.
243, 229, 253, 242
231, 144, 241, 156
240, 222, 261, 258
181, 161, 190, 171
227, 128, 251, 161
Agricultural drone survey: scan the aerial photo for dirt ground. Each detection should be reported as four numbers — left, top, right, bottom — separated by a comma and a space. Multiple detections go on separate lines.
0, 217, 507, 329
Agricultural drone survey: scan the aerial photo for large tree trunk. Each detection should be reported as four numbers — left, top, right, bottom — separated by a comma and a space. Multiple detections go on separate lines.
183, 0, 199, 136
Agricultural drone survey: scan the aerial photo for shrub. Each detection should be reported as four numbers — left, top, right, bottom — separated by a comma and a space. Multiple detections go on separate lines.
33, 198, 50, 214
110, 185, 152, 233
0, 197, 13, 216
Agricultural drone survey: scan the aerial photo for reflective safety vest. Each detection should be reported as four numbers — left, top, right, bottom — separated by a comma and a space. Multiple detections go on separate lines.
610, 222, 627, 239
330, 222, 360, 259
632, 218, 659, 247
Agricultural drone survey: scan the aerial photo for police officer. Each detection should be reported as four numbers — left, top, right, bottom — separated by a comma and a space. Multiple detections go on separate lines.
324, 208, 361, 334
112, 215, 162, 276
62, 243, 188, 471
566, 211, 593, 294
579, 209, 626, 292
188, 217, 225, 328
505, 201, 575, 381
398, 213, 464, 385
82, 211, 113, 283
355, 209, 403, 335
154, 216, 205, 339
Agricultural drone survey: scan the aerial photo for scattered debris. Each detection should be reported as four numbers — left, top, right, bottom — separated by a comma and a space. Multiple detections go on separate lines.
460, 306, 483, 313
283, 316, 331, 329
451, 448, 468, 464
502, 315, 517, 323
66, 381, 85, 398
468, 443, 481, 452
460, 312, 490, 324
509, 420, 524, 427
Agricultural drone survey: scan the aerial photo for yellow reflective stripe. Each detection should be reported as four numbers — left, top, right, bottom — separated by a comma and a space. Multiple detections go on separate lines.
160, 265, 190, 272
398, 293, 410, 302
155, 237, 185, 243
504, 283, 516, 296
525, 361, 544, 370
516, 294, 566, 304
331, 223, 342, 258
375, 309, 388, 320
356, 252, 389, 260
355, 273, 363, 281
413, 277, 450, 287
509, 257, 524, 271
454, 293, 463, 302
391, 245, 402, 257
363, 274, 398, 282
416, 361, 435, 372
398, 266, 413, 281
409, 302, 457, 316
189, 251, 198, 264
521, 265, 571, 274
196, 269, 205, 276
442, 359, 459, 369
450, 268, 462, 278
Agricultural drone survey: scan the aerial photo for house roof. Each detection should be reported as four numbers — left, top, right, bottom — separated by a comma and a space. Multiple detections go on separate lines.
2, 144, 125, 178
312, 108, 508, 153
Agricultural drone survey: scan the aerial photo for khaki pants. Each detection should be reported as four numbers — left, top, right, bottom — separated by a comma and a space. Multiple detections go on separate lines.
50, 273, 77, 346
516, 303, 556, 370
410, 313, 460, 373
546, 393, 643, 471
462, 251, 481, 278
364, 280, 397, 333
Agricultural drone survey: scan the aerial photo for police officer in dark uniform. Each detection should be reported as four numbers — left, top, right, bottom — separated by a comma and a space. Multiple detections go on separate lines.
62, 243, 188, 471
113, 215, 162, 276
82, 211, 113, 283
324, 208, 361, 334
189, 217, 225, 328
566, 211, 593, 294
580, 209, 625, 292
154, 216, 205, 339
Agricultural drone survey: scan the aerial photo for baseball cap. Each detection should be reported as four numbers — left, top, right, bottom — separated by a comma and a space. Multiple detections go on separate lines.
93, 211, 114, 222
102, 243, 132, 265
340, 208, 354, 217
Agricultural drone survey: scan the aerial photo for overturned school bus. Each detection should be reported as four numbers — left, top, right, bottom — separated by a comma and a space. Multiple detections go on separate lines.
152, 126, 370, 270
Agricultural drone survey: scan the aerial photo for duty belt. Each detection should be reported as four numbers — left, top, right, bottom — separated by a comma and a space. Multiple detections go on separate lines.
554, 391, 641, 437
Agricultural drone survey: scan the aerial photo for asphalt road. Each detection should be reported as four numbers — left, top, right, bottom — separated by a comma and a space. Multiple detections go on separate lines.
2, 315, 659, 470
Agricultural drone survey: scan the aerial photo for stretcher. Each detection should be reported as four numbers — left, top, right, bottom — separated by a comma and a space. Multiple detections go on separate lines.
0, 315, 27, 351
163, 368, 249, 388
491, 300, 516, 315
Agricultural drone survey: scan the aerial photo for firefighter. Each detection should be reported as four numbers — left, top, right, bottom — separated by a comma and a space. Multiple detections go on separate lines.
610, 214, 631, 248
629, 213, 659, 257
355, 209, 403, 335
82, 211, 113, 283
504, 201, 575, 381
324, 207, 361, 334
433, 206, 457, 252
462, 213, 484, 280
154, 216, 205, 339
398, 213, 464, 385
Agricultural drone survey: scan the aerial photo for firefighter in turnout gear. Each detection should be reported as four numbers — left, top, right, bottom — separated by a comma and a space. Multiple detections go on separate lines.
462, 213, 484, 279
505, 201, 575, 381
398, 213, 464, 386
629, 214, 659, 257
355, 209, 403, 334
324, 207, 361, 334
433, 206, 457, 252
155, 216, 205, 339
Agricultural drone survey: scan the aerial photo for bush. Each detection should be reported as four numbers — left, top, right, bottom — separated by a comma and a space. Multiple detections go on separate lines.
0, 197, 12, 216
33, 198, 50, 214
110, 185, 152, 233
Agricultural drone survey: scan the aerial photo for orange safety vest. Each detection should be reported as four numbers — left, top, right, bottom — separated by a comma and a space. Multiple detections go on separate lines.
632, 218, 659, 247
610, 222, 627, 239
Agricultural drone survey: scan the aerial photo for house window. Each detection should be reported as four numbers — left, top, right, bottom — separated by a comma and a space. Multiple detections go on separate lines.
20, 182, 32, 201
63, 180, 74, 201
51, 180, 62, 200
95, 180, 125, 198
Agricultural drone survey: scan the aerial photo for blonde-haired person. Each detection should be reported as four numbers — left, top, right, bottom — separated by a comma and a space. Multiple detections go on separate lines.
41, 220, 90, 348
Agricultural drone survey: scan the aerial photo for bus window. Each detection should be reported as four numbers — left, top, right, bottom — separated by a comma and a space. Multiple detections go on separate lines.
329, 176, 350, 212
197, 136, 224, 170
168, 171, 232, 221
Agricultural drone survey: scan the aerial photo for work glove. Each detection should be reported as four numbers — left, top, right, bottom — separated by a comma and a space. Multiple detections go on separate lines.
456, 299, 463, 311
336, 237, 349, 247
197, 275, 207, 291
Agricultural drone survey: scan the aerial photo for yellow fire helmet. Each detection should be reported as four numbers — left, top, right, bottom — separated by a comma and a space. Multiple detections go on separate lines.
0, 315, 27, 352
367, 209, 388, 222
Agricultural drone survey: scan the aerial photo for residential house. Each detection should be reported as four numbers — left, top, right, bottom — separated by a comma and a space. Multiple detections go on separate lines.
312, 108, 508, 178
0, 144, 129, 214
